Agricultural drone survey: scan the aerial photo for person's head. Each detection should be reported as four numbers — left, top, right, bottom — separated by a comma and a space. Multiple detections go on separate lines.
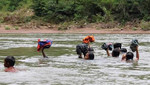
85, 52, 94, 60
112, 48, 120, 57
88, 52, 94, 60
4, 56, 15, 68
126, 52, 134, 61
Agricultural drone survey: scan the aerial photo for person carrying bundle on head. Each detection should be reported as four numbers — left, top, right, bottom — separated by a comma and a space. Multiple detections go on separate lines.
102, 42, 127, 57
83, 35, 95, 47
122, 39, 139, 62
37, 39, 52, 58
76, 43, 94, 60
76, 35, 95, 60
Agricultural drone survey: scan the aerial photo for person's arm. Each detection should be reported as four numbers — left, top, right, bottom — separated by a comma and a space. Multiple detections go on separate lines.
121, 54, 126, 61
106, 48, 110, 56
135, 46, 139, 61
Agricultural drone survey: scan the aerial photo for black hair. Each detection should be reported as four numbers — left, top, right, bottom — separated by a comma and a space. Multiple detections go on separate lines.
88, 52, 94, 60
4, 56, 15, 67
120, 48, 127, 53
112, 48, 120, 57
126, 52, 134, 61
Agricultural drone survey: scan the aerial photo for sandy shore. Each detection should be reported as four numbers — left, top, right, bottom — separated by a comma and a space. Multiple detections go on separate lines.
0, 26, 150, 34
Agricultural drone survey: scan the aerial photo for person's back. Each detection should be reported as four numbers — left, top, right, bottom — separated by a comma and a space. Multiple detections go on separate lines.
76, 43, 95, 60
76, 43, 89, 58
37, 39, 52, 58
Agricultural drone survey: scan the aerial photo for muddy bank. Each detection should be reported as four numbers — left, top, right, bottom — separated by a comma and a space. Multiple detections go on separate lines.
0, 24, 150, 34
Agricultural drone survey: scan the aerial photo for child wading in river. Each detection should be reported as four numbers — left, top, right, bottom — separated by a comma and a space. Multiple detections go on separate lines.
37, 39, 53, 58
122, 39, 139, 62
76, 35, 95, 60
4, 56, 18, 72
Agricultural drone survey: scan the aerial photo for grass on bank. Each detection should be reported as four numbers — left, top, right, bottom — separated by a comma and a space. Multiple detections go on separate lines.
5, 26, 11, 30
140, 21, 150, 31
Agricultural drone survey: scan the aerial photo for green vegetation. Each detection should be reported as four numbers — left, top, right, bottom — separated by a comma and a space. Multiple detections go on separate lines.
15, 26, 19, 30
132, 27, 138, 31
140, 21, 150, 31
31, 0, 150, 23
5, 26, 10, 30
0, 0, 150, 30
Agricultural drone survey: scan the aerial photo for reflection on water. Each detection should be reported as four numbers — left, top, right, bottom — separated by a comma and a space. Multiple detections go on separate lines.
0, 34, 150, 85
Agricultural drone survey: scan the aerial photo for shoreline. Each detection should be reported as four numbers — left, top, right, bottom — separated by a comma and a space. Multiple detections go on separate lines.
0, 27, 150, 34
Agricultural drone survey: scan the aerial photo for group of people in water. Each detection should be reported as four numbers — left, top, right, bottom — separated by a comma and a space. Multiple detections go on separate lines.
76, 35, 139, 62
3, 35, 139, 72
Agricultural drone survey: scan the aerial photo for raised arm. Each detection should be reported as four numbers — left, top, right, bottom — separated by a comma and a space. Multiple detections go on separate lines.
121, 54, 126, 61
136, 46, 139, 61
106, 48, 110, 56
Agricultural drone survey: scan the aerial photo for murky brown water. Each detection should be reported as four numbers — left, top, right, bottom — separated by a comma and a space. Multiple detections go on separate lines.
0, 34, 150, 85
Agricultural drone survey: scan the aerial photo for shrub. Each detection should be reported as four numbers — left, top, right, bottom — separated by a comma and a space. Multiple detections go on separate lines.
5, 27, 10, 30
58, 22, 70, 30
32, 0, 105, 23
132, 27, 137, 31
15, 27, 19, 30
140, 21, 150, 31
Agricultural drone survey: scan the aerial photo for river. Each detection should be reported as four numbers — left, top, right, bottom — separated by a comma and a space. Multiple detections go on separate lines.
0, 34, 149, 85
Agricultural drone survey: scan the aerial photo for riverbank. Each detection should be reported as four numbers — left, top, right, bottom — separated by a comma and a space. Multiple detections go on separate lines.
0, 27, 150, 34
0, 24, 150, 34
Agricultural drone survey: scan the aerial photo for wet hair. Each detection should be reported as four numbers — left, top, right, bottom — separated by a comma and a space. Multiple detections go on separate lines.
126, 52, 134, 61
112, 48, 120, 57
88, 52, 94, 60
4, 56, 15, 67
120, 48, 127, 53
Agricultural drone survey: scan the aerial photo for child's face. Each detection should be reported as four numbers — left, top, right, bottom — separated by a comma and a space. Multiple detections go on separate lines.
4, 60, 9, 67
84, 53, 89, 59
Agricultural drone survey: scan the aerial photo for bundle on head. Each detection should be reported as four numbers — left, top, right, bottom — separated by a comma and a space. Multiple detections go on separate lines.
113, 43, 122, 49
130, 39, 138, 52
101, 43, 112, 50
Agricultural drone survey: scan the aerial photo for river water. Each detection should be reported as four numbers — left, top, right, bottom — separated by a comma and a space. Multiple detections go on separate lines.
0, 34, 149, 85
